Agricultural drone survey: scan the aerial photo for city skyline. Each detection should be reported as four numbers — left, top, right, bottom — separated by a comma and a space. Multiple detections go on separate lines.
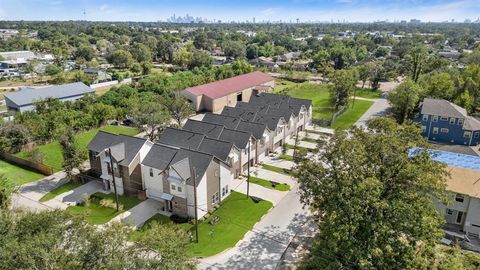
0, 0, 479, 23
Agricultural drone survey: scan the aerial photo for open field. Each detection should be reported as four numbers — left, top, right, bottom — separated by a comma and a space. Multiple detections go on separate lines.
16, 125, 139, 172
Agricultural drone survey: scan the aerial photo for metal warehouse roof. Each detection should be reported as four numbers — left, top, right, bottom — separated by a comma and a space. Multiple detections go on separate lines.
4, 82, 95, 107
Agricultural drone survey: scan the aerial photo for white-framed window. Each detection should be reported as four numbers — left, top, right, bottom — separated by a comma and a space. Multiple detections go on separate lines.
432, 115, 438, 122
177, 186, 182, 192
433, 127, 439, 134
458, 119, 464, 125
440, 116, 448, 121
422, 115, 428, 121
222, 185, 229, 196
475, 132, 480, 138
449, 118, 456, 124
455, 194, 465, 203
464, 131, 472, 138
440, 128, 449, 133
446, 208, 453, 215
171, 184, 176, 191
149, 168, 154, 177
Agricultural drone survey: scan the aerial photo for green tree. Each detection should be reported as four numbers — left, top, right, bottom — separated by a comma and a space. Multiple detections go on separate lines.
0, 174, 16, 209
223, 40, 246, 59
130, 43, 153, 63
173, 47, 192, 69
405, 45, 428, 83
131, 95, 171, 140
75, 45, 96, 61
246, 44, 259, 59
107, 49, 134, 69
329, 69, 357, 111
188, 50, 214, 69
231, 59, 253, 75
296, 118, 447, 270
455, 90, 474, 113
0, 210, 196, 269
387, 79, 422, 123
420, 72, 456, 100
59, 128, 84, 179
162, 94, 195, 128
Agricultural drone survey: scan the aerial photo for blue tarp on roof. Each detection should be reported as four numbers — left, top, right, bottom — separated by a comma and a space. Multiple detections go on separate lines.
410, 147, 480, 171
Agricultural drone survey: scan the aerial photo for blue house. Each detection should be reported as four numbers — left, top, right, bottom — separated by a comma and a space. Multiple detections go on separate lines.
414, 98, 480, 146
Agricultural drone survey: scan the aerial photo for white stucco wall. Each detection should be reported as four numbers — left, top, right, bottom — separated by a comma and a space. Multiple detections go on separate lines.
220, 162, 233, 199
142, 165, 164, 200
465, 197, 480, 236
168, 170, 187, 199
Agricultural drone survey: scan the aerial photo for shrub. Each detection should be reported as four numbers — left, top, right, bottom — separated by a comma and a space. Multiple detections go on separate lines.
170, 214, 189, 224
82, 193, 90, 207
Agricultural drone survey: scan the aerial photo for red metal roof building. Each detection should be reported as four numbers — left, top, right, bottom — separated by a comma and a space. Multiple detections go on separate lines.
182, 71, 275, 112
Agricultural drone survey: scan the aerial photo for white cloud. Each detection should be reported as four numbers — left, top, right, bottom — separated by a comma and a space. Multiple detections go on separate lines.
260, 8, 278, 17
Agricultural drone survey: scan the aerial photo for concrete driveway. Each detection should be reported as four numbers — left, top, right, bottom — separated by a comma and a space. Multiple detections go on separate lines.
43, 180, 105, 210
230, 178, 288, 206
259, 156, 295, 170
108, 198, 170, 228
251, 168, 296, 187
198, 185, 313, 270
355, 98, 391, 129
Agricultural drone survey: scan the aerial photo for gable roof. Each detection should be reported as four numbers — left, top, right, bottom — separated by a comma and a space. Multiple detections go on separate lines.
420, 98, 467, 118
202, 113, 241, 129
172, 148, 215, 186
183, 119, 225, 139
5, 82, 95, 107
198, 137, 236, 162
237, 120, 269, 139
142, 143, 179, 171
86, 131, 147, 166
158, 127, 205, 150
183, 71, 273, 99
219, 128, 252, 149
221, 106, 258, 122
253, 113, 285, 131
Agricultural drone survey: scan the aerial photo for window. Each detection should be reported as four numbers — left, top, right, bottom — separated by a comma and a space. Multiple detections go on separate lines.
464, 131, 472, 138
212, 192, 219, 204
475, 132, 480, 139
440, 128, 449, 133
422, 115, 428, 121
149, 168, 154, 177
446, 209, 453, 215
456, 212, 464, 224
449, 118, 456, 124
222, 187, 226, 197
422, 126, 427, 132
458, 119, 464, 125
222, 185, 229, 196
440, 116, 448, 121
106, 162, 112, 174
177, 186, 182, 192
433, 127, 439, 134
171, 184, 176, 191
455, 194, 465, 203
225, 185, 229, 194
432, 116, 438, 122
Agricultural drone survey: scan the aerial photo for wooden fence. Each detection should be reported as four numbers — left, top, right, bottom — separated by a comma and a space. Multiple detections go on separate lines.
0, 152, 53, 175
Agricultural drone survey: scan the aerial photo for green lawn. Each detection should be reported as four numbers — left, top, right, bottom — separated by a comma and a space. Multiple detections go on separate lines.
0, 160, 45, 186
274, 79, 299, 93
331, 100, 374, 129
39, 181, 83, 202
65, 192, 142, 224
130, 214, 173, 241
278, 154, 293, 161
286, 144, 315, 153
249, 176, 290, 191
282, 83, 334, 120
354, 88, 382, 99
262, 164, 292, 175
16, 125, 139, 172
181, 191, 273, 257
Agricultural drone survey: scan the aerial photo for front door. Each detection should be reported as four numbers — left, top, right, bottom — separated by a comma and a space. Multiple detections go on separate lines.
456, 211, 464, 224
166, 200, 173, 212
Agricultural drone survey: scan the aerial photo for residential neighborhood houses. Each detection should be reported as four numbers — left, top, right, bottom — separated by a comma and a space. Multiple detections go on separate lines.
2, 15, 480, 270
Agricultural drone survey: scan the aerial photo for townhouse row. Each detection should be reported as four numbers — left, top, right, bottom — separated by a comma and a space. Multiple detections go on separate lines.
86, 92, 312, 220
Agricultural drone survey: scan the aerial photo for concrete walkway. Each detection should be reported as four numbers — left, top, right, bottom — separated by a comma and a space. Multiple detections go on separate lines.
251, 168, 296, 187
43, 181, 105, 210
260, 156, 296, 170
108, 198, 170, 228
355, 98, 391, 129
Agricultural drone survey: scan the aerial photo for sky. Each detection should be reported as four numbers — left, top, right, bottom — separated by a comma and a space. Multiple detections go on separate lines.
0, 0, 479, 23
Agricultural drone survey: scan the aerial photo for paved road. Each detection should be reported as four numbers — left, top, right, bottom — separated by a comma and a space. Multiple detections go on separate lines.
198, 185, 311, 270
354, 98, 391, 129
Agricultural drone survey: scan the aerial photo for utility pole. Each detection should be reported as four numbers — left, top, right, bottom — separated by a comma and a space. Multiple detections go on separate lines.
246, 139, 250, 198
107, 148, 120, 211
191, 167, 199, 243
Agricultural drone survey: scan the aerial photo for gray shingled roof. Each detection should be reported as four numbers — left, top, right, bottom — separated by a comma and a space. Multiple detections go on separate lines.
172, 148, 214, 186
142, 144, 179, 171
237, 120, 268, 140
420, 98, 467, 118
158, 128, 205, 150
198, 137, 235, 162
183, 119, 225, 139
221, 106, 258, 122
219, 128, 251, 149
254, 113, 284, 131
202, 113, 241, 129
4, 82, 94, 107
86, 131, 147, 166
